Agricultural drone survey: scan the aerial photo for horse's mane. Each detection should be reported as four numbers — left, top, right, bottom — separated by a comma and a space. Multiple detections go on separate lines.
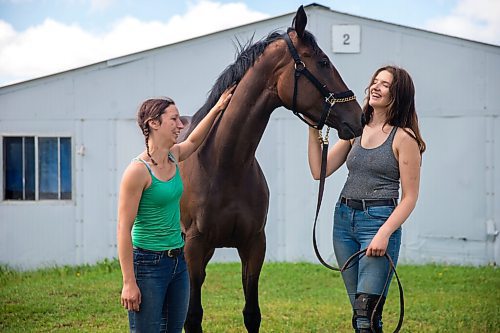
184, 28, 320, 136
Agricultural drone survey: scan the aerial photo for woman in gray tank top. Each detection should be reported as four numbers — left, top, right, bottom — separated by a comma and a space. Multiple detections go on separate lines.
307, 66, 426, 332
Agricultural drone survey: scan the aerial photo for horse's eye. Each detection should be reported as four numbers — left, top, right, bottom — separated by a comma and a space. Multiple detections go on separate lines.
319, 59, 330, 68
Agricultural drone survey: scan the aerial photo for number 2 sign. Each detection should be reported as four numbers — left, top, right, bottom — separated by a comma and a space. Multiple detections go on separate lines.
332, 25, 360, 53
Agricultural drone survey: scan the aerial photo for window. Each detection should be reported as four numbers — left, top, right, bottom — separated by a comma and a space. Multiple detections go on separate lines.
3, 136, 72, 200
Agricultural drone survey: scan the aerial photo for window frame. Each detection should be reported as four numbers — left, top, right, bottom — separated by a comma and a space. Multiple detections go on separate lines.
2, 134, 73, 202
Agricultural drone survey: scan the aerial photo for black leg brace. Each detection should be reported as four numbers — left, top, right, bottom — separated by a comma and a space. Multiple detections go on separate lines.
353, 293, 386, 333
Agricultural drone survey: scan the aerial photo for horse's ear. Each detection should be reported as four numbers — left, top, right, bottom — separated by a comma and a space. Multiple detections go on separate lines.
292, 5, 307, 38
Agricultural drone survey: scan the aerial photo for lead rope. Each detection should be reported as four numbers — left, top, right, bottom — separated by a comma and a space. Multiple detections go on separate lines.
312, 128, 404, 332
312, 127, 338, 271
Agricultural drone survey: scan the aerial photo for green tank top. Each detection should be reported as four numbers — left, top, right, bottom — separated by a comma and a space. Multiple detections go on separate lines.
132, 153, 184, 251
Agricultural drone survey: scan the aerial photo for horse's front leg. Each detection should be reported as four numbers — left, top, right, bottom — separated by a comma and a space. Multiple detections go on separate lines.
238, 232, 266, 333
183, 234, 214, 333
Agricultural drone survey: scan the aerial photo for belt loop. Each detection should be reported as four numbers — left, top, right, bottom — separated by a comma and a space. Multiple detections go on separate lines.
362, 199, 366, 211
392, 198, 397, 206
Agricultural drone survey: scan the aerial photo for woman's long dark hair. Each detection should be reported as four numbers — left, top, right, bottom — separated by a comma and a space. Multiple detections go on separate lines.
363, 65, 426, 154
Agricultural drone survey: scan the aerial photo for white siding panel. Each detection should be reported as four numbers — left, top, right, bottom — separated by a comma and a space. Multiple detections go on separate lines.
486, 51, 500, 116
492, 117, 500, 265
73, 60, 155, 120
78, 120, 114, 264
0, 76, 75, 120
401, 36, 489, 118
256, 110, 349, 265
401, 117, 488, 264
0, 120, 77, 269
0, 204, 76, 269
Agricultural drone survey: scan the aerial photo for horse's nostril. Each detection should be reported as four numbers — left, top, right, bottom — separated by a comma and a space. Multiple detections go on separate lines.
361, 113, 366, 127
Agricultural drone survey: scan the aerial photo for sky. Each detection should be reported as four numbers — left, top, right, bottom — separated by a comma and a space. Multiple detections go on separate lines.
0, 0, 499, 87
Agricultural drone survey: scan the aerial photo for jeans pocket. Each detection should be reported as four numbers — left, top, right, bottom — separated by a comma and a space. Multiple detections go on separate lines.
365, 205, 394, 220
133, 250, 161, 266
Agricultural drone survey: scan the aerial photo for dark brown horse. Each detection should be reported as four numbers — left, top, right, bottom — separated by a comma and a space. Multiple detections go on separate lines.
179, 6, 363, 333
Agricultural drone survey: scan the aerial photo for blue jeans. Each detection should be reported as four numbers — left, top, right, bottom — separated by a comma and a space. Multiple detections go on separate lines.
128, 248, 190, 333
333, 201, 401, 306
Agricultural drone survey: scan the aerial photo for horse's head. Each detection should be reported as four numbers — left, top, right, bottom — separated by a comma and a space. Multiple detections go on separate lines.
277, 6, 364, 139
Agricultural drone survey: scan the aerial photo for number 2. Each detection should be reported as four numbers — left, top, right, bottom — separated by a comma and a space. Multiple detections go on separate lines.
343, 33, 350, 45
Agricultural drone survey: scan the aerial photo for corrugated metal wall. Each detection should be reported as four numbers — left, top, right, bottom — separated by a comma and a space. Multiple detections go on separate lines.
1, 5, 499, 269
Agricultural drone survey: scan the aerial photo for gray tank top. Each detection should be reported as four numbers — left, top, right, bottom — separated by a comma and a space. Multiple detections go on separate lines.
340, 126, 400, 200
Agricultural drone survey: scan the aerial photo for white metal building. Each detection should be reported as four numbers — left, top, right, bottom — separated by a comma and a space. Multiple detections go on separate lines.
1, 4, 499, 270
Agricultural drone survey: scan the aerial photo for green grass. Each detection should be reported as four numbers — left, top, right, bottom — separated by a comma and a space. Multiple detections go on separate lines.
1, 260, 499, 332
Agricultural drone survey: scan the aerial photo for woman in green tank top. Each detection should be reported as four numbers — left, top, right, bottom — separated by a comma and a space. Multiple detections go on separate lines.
117, 86, 234, 332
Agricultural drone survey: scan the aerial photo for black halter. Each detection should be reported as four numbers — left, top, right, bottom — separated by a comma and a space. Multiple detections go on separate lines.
281, 32, 356, 130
